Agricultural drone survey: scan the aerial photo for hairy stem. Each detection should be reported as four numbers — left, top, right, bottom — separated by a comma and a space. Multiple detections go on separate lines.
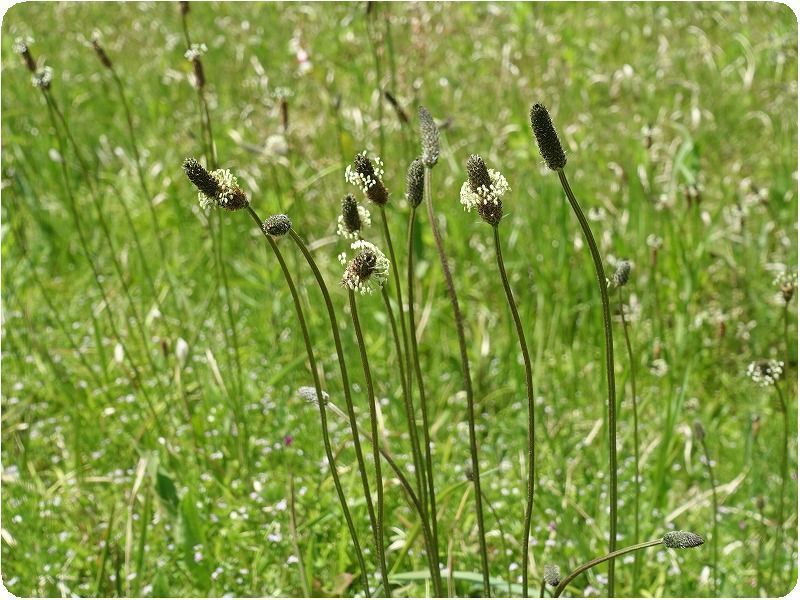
424, 167, 490, 596
557, 169, 617, 596
492, 226, 535, 597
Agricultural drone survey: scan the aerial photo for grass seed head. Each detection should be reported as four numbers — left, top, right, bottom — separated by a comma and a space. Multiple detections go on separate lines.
530, 103, 567, 170
662, 530, 705, 549
405, 158, 425, 208
418, 106, 440, 167
179, 0, 189, 15
14, 37, 37, 73
544, 564, 561, 587
263, 214, 291, 238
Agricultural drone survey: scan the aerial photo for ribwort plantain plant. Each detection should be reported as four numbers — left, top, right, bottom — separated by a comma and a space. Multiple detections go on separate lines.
419, 105, 489, 596
459, 154, 536, 597
531, 103, 619, 596
183, 161, 373, 594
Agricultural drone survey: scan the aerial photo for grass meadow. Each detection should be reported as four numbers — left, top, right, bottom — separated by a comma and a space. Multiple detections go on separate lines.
1, 2, 798, 597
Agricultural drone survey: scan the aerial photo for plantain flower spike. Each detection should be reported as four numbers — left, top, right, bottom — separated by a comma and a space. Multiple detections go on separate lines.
346, 151, 389, 206
337, 194, 371, 240
182, 158, 249, 211
610, 260, 631, 288
530, 103, 567, 171
340, 240, 390, 295
459, 154, 509, 226
662, 530, 705, 549
544, 565, 561, 587
405, 158, 425, 208
263, 214, 291, 238
418, 106, 440, 168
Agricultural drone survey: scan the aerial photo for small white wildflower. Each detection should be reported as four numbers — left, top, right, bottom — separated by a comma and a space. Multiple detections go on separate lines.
746, 360, 783, 387
113, 343, 125, 364
184, 43, 207, 61
13, 36, 33, 55
341, 240, 390, 296
175, 338, 189, 367
774, 271, 797, 302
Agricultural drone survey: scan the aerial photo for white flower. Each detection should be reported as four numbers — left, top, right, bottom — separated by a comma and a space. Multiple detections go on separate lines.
184, 43, 207, 61
746, 360, 784, 387
114, 343, 125, 364
341, 240, 390, 295
459, 169, 510, 213
345, 151, 385, 195
336, 204, 371, 240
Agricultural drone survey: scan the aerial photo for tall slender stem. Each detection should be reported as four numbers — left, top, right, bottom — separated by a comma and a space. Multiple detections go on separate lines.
557, 169, 617, 596
288, 229, 382, 590
618, 287, 641, 591
245, 207, 369, 595
769, 382, 789, 592
349, 290, 391, 594
553, 539, 662, 598
424, 167, 490, 596
407, 206, 441, 593
492, 226, 535, 597
698, 432, 718, 596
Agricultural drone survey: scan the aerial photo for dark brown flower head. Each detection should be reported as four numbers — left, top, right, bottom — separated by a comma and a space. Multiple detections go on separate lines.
179, 0, 190, 15
530, 103, 567, 170
346, 152, 389, 206
341, 241, 389, 295
418, 106, 440, 168
405, 158, 425, 208
460, 154, 508, 227
341, 194, 362, 234
692, 420, 705, 441
183, 157, 219, 198
263, 214, 292, 238
662, 530, 705, 549
192, 58, 205, 89
91, 38, 113, 69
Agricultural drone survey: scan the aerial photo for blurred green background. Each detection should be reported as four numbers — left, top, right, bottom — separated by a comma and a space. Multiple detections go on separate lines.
2, 2, 797, 597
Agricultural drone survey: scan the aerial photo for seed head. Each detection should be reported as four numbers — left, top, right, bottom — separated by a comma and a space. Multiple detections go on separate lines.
183, 157, 220, 198
543, 564, 561, 587
263, 214, 291, 238
460, 155, 509, 226
662, 530, 705, 549
418, 106, 440, 168
337, 194, 371, 240
341, 240, 390, 295
91, 37, 113, 69
610, 260, 632, 288
179, 0, 190, 16
746, 359, 784, 387
345, 151, 389, 205
530, 103, 567, 170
